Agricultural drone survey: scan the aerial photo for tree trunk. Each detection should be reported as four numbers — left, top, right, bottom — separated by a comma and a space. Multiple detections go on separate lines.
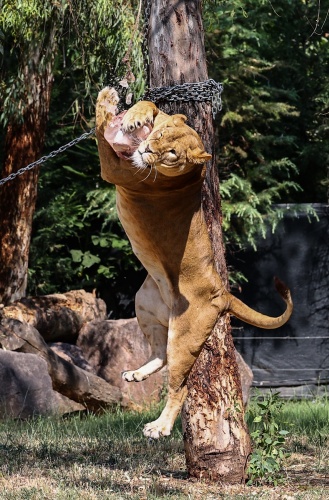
148, 0, 251, 483
0, 22, 59, 305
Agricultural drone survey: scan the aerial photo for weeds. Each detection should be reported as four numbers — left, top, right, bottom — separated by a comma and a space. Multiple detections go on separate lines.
246, 391, 290, 486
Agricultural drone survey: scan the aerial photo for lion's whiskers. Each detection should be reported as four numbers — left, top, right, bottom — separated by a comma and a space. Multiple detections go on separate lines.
139, 164, 154, 183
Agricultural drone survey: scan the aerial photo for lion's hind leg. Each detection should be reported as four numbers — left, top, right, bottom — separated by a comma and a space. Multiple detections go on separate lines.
142, 301, 220, 439
122, 275, 169, 383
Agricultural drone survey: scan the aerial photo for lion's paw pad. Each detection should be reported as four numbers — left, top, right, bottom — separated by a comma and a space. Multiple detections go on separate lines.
121, 109, 154, 133
122, 370, 145, 382
143, 421, 171, 439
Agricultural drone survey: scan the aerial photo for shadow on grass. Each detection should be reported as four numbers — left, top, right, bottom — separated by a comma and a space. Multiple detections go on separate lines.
0, 407, 188, 497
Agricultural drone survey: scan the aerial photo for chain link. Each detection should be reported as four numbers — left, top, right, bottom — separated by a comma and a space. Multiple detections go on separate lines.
141, 0, 151, 84
143, 79, 223, 119
0, 128, 95, 187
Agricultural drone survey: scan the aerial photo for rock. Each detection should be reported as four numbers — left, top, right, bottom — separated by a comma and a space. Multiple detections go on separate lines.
0, 350, 83, 418
235, 350, 253, 406
53, 392, 86, 414
2, 290, 107, 342
49, 342, 96, 373
77, 318, 167, 406
0, 318, 133, 412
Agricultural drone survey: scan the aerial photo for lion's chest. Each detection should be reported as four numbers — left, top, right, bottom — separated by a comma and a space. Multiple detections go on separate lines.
115, 185, 220, 308
116, 187, 204, 305
116, 189, 177, 303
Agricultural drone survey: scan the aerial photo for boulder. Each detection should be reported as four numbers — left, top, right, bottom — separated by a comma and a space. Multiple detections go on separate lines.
1, 289, 107, 342
0, 350, 83, 418
77, 317, 253, 407
77, 318, 167, 406
49, 342, 96, 373
0, 318, 133, 412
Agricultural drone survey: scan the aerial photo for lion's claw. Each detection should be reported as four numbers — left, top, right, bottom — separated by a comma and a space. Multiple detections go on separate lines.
121, 101, 158, 133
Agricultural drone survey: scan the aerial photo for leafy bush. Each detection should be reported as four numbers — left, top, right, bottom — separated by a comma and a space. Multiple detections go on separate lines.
246, 391, 290, 485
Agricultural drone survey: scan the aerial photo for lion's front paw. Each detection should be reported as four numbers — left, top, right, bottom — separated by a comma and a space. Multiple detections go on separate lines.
122, 370, 147, 382
96, 87, 120, 129
143, 419, 172, 439
121, 101, 158, 132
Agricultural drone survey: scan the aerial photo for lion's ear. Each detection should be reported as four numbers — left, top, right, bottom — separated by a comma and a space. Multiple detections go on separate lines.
172, 114, 187, 126
187, 147, 212, 165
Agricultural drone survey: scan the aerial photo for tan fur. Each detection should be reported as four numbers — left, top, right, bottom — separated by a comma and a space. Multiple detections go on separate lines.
96, 87, 293, 438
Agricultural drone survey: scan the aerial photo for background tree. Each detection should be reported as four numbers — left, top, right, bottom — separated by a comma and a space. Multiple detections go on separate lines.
204, 0, 329, 255
0, 0, 145, 308
0, 0, 66, 304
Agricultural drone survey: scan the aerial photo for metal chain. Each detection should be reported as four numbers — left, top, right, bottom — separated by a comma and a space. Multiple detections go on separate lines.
141, 0, 151, 84
143, 79, 224, 119
0, 80, 223, 187
0, 79, 223, 187
0, 80, 223, 188
0, 128, 95, 187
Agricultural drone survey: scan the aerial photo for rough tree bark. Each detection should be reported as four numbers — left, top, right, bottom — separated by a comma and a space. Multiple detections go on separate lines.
148, 0, 251, 483
0, 16, 60, 305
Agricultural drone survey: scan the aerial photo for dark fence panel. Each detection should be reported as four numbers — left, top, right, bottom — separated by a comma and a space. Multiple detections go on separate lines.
229, 204, 329, 397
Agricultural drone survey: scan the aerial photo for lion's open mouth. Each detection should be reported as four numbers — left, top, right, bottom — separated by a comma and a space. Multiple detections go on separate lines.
104, 111, 153, 159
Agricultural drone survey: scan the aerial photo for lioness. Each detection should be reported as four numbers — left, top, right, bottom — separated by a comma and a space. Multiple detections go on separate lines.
96, 87, 293, 439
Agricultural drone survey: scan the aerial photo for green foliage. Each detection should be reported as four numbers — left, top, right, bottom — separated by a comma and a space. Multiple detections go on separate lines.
28, 139, 144, 318
246, 391, 290, 486
204, 0, 329, 254
0, 0, 148, 316
63, 0, 145, 109
0, 1, 68, 126
0, 1, 145, 128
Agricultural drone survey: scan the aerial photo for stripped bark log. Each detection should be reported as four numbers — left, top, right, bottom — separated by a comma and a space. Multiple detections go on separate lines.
0, 318, 133, 412
1, 290, 107, 342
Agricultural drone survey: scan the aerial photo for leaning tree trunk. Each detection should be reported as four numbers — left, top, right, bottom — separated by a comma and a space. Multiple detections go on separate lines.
148, 0, 251, 483
0, 24, 58, 305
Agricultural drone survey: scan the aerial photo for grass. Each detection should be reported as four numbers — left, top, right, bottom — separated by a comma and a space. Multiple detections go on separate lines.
0, 398, 328, 499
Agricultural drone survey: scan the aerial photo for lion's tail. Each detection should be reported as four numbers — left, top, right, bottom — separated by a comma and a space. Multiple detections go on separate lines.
227, 277, 293, 329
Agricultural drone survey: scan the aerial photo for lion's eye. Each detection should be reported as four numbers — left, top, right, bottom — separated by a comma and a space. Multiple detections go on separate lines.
168, 149, 177, 156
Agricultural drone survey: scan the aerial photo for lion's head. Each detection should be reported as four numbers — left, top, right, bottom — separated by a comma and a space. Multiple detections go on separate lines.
132, 115, 211, 177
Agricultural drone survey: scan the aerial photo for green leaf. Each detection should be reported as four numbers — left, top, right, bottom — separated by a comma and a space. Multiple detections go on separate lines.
81, 252, 101, 268
70, 249, 83, 263
62, 165, 88, 178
